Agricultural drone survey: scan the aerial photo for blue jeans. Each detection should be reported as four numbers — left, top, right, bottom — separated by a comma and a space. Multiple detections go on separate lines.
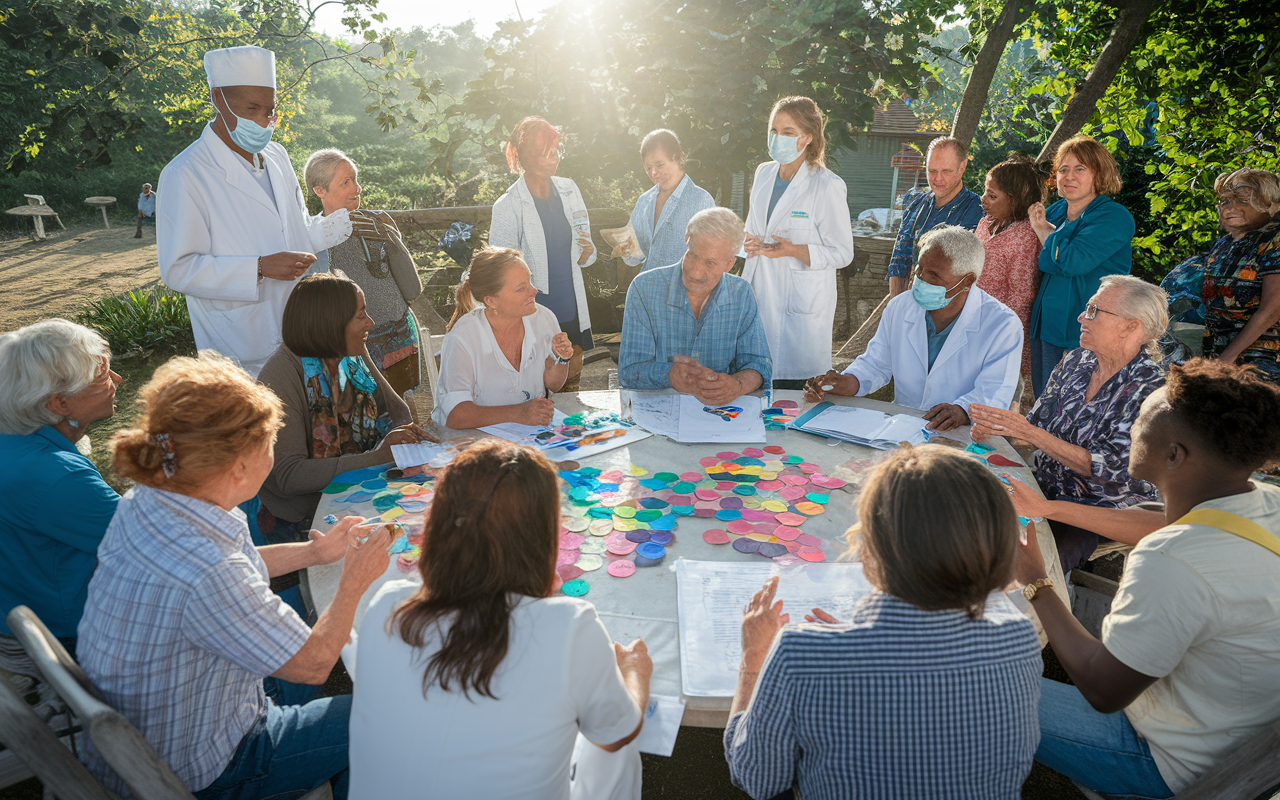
1030, 338, 1068, 397
193, 696, 351, 800
1037, 678, 1173, 799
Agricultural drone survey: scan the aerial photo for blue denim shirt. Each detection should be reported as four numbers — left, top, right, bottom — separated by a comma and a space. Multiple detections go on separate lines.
887, 188, 984, 279
629, 174, 716, 272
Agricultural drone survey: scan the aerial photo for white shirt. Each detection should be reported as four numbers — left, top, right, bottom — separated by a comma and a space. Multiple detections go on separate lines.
742, 160, 854, 379
432, 305, 561, 428
1102, 483, 1280, 792
843, 287, 1023, 411
489, 175, 596, 333
156, 123, 350, 377
349, 581, 641, 800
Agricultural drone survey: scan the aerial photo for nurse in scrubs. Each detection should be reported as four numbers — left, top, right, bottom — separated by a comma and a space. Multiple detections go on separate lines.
743, 96, 854, 387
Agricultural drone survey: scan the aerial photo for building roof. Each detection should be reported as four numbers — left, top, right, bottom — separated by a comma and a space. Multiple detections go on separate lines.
868, 99, 937, 139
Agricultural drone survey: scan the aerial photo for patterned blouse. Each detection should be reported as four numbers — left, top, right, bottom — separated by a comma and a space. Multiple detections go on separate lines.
976, 217, 1041, 376
1201, 217, 1280, 380
1028, 348, 1163, 508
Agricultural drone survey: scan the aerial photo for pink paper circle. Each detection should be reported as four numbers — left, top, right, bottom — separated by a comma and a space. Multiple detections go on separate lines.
797, 533, 822, 547
557, 549, 580, 566
779, 487, 807, 501
716, 451, 741, 460
774, 525, 802, 541
799, 463, 820, 474
695, 488, 720, 501
798, 547, 826, 562
715, 481, 736, 491
726, 520, 754, 534
780, 474, 809, 486
607, 559, 637, 577
559, 532, 585, 550
702, 529, 731, 545
755, 480, 785, 492
742, 447, 765, 457
699, 456, 719, 468
775, 512, 807, 526
679, 472, 704, 483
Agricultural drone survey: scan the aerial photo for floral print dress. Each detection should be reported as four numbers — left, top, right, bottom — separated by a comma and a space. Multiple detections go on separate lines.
1027, 348, 1163, 509
1201, 217, 1280, 381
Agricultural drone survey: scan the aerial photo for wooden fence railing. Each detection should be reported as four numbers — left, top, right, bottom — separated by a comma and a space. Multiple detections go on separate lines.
385, 206, 631, 237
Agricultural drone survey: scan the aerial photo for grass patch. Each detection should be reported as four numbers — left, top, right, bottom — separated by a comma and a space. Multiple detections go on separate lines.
75, 286, 195, 357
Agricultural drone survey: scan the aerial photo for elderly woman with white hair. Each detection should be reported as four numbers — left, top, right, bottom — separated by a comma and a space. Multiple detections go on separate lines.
970, 275, 1168, 570
304, 148, 423, 396
806, 224, 1024, 430
1201, 167, 1280, 382
0, 319, 121, 650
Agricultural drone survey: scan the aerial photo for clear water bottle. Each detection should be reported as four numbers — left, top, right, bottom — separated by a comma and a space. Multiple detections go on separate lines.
607, 369, 632, 421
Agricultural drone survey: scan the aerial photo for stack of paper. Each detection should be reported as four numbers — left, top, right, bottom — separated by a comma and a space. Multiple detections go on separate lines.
789, 402, 926, 449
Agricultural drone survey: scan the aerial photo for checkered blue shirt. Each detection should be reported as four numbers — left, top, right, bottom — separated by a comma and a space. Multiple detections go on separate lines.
724, 591, 1042, 800
619, 264, 772, 389
886, 188, 984, 279
76, 485, 310, 794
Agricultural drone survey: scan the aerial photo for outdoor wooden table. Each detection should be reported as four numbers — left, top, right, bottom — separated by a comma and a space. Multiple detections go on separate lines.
306, 389, 1067, 728
4, 204, 61, 240
84, 196, 117, 229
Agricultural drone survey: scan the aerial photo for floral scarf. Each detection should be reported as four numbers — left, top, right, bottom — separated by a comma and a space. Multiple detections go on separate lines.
301, 356, 391, 458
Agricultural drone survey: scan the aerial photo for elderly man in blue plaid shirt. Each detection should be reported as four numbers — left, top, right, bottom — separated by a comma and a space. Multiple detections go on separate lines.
619, 207, 772, 404
887, 136, 984, 297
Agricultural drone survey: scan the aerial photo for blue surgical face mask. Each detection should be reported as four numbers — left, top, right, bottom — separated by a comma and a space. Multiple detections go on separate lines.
768, 132, 804, 165
912, 276, 968, 311
215, 88, 276, 154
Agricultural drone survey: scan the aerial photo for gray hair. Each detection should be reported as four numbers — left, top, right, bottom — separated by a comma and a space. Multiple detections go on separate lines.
0, 319, 111, 435
917, 224, 985, 279
1096, 275, 1169, 361
684, 207, 744, 254
303, 148, 355, 194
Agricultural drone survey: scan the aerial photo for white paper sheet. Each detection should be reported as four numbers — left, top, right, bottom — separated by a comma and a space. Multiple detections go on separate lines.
389, 441, 456, 470
478, 409, 569, 443
629, 391, 680, 439
633, 694, 685, 757
675, 394, 766, 443
798, 405, 926, 448
478, 410, 650, 462
675, 559, 873, 697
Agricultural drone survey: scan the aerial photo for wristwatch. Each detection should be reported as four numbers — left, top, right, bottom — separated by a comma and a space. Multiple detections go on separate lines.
552, 352, 571, 365
1022, 578, 1053, 602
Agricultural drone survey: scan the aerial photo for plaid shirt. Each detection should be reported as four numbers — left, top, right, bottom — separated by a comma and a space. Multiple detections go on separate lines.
725, 591, 1042, 800
77, 485, 310, 794
619, 264, 772, 389
886, 188, 984, 279
628, 174, 716, 272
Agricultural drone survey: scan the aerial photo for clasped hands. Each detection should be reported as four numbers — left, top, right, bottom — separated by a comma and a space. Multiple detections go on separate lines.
669, 356, 743, 406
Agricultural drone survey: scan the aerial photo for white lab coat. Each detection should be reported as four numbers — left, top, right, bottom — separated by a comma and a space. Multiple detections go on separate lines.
489, 174, 595, 333
742, 160, 854, 380
157, 123, 340, 377
844, 287, 1023, 411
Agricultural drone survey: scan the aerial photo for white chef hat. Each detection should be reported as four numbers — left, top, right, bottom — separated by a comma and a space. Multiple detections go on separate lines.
204, 46, 277, 89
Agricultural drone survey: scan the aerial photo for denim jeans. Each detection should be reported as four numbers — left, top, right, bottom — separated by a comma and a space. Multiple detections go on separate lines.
1036, 678, 1173, 799
1029, 338, 1068, 398
193, 696, 351, 800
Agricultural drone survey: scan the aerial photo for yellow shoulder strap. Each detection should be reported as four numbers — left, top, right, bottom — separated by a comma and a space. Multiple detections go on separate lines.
1174, 509, 1280, 559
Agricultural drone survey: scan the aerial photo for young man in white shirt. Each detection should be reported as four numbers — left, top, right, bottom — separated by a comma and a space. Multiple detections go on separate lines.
1016, 358, 1280, 798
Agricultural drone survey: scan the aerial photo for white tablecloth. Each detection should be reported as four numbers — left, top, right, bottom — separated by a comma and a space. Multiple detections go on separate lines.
306, 390, 1067, 727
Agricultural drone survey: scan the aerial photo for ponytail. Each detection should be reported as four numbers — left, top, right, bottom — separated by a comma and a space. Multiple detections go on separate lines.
447, 247, 526, 332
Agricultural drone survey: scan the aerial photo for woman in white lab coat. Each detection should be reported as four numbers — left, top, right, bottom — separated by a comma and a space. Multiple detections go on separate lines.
743, 96, 854, 385
489, 116, 596, 390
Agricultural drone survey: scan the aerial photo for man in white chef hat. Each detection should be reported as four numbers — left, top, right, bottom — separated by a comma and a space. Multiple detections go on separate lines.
157, 45, 352, 378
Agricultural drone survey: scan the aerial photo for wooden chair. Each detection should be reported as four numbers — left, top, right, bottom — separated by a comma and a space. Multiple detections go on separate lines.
6, 607, 332, 800
0, 676, 113, 800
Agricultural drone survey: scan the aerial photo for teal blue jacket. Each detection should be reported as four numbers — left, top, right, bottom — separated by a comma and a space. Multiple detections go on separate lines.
1030, 195, 1135, 348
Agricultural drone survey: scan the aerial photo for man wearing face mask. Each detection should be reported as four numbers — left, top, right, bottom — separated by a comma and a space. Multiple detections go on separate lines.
805, 226, 1022, 431
156, 46, 352, 378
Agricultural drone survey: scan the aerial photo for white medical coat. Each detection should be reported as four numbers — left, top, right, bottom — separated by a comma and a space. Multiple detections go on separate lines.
844, 287, 1023, 411
742, 160, 854, 380
489, 175, 595, 333
157, 123, 336, 377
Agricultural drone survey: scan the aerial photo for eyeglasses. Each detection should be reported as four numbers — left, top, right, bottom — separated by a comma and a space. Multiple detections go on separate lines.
1081, 303, 1122, 320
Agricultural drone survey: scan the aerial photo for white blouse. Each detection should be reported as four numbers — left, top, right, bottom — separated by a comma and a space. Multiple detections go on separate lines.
349, 581, 642, 800
432, 305, 561, 428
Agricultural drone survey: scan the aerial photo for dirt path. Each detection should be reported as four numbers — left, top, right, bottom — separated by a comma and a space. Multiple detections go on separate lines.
0, 223, 160, 333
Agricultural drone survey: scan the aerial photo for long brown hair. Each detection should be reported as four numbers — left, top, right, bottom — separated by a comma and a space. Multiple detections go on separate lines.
389, 440, 561, 699
851, 444, 1017, 619
447, 247, 526, 332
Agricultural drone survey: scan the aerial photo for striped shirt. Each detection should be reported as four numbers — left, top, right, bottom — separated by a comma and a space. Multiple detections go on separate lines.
619, 264, 772, 389
76, 485, 310, 794
628, 174, 716, 271
886, 188, 984, 279
724, 591, 1042, 800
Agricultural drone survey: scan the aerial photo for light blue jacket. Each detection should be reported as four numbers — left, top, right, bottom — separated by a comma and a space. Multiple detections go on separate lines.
628, 174, 715, 271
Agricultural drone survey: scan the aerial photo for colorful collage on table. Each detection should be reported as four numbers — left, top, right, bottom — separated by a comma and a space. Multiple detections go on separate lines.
321, 466, 439, 574
555, 445, 853, 597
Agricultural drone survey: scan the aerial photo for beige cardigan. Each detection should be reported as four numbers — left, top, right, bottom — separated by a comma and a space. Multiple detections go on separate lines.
257, 346, 411, 523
